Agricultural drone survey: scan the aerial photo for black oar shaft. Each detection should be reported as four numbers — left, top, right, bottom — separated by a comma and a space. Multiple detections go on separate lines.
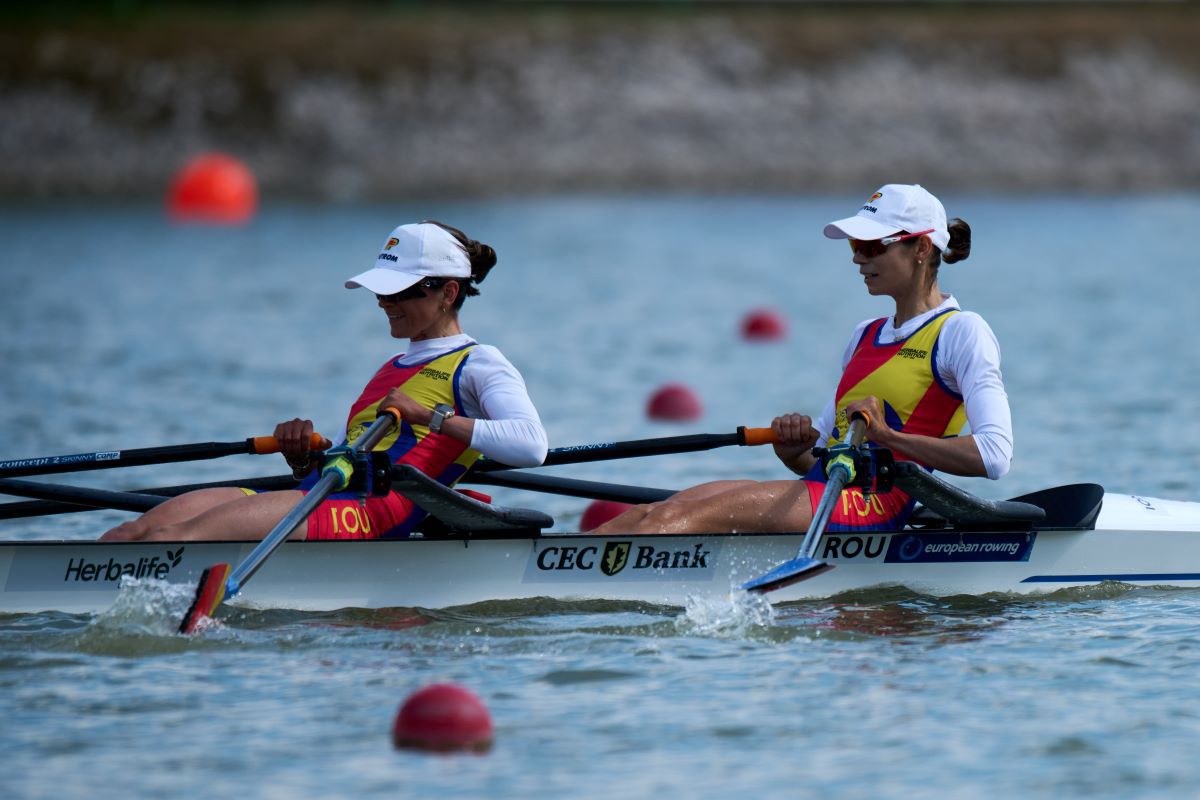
0, 478, 166, 513
465, 471, 675, 504
473, 427, 770, 473
0, 433, 325, 479
0, 475, 301, 520
0, 442, 252, 479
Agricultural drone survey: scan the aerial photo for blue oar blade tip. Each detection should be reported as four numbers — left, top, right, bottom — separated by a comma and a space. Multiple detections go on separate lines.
740, 557, 831, 594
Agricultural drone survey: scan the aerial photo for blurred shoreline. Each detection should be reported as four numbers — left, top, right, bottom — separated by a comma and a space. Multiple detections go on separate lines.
2, 3, 1199, 200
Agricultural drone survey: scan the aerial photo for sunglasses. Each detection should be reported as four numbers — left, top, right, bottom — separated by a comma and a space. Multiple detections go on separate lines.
375, 278, 448, 303
848, 229, 934, 258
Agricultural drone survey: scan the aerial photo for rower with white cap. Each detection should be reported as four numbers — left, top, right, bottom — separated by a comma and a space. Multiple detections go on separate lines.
102, 221, 548, 542
595, 184, 1013, 535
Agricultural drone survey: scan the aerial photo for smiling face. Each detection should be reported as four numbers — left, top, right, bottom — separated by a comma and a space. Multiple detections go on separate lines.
850, 235, 935, 301
377, 280, 462, 341
853, 241, 917, 297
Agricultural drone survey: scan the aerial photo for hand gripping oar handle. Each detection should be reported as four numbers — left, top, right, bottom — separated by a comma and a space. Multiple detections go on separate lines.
179, 412, 399, 634
472, 426, 778, 472
740, 411, 870, 594
248, 433, 327, 455
0, 433, 326, 479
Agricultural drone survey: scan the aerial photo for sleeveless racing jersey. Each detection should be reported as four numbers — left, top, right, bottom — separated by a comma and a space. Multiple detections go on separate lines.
303, 342, 482, 539
827, 309, 966, 466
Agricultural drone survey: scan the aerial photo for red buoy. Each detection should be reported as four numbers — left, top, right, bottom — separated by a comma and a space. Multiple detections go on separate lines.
393, 683, 494, 753
580, 499, 632, 531
740, 308, 787, 341
167, 153, 258, 224
647, 383, 703, 421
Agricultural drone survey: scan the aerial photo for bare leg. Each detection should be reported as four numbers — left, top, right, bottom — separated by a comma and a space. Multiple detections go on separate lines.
100, 489, 307, 542
588, 479, 755, 534
101, 488, 250, 540
592, 479, 814, 534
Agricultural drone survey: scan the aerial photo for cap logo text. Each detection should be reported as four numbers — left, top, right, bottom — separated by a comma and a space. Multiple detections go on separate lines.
384, 237, 399, 250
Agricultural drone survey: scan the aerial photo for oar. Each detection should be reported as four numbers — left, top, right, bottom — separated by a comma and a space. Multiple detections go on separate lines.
0, 475, 300, 520
179, 412, 400, 634
740, 412, 870, 594
0, 429, 777, 522
472, 426, 777, 472
0, 433, 327, 479
465, 470, 676, 504
0, 478, 168, 513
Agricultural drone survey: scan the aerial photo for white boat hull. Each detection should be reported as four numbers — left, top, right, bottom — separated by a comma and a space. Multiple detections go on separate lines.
2, 493, 1200, 614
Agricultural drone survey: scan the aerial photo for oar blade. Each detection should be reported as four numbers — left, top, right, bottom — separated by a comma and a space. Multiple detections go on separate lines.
740, 556, 832, 594
179, 563, 231, 634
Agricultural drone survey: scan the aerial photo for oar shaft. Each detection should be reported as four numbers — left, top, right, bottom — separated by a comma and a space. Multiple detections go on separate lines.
465, 471, 676, 504
792, 414, 869, 560
223, 416, 397, 599
473, 426, 776, 472
225, 471, 340, 595
0, 434, 325, 479
0, 478, 165, 513
796, 468, 849, 559
0, 475, 300, 520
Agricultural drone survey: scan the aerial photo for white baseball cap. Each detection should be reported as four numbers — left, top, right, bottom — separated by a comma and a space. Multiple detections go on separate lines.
823, 184, 950, 252
345, 222, 472, 295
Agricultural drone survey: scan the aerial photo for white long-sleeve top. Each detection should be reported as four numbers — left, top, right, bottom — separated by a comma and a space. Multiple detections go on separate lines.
813, 295, 1014, 480
335, 333, 548, 467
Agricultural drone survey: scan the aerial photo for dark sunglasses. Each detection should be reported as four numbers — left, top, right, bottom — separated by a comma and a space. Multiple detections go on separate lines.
375, 278, 448, 303
848, 229, 934, 258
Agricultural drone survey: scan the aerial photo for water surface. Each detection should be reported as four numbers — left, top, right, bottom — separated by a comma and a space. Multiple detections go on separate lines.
2, 195, 1199, 798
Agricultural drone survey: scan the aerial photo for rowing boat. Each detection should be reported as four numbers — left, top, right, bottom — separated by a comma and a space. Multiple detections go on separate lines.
3, 466, 1200, 614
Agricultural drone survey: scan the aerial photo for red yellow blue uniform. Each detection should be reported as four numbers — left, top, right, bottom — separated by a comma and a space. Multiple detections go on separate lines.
302, 343, 481, 540
807, 309, 966, 531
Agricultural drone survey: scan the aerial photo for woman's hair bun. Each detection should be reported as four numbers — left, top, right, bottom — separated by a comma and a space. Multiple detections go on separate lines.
468, 242, 496, 283
421, 219, 494, 304
943, 218, 971, 264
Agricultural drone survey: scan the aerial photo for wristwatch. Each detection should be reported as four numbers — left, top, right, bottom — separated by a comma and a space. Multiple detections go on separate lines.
429, 403, 455, 434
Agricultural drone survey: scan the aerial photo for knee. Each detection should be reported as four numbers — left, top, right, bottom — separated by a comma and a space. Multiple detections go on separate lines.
636, 500, 690, 532
101, 520, 149, 541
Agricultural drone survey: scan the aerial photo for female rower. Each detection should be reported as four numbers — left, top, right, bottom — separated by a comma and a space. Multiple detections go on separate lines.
594, 183, 1012, 534
102, 221, 547, 542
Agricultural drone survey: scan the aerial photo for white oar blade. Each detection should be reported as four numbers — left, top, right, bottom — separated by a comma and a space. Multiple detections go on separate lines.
740, 557, 832, 594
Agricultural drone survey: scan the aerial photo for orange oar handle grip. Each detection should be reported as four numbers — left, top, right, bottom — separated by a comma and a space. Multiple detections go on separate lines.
846, 411, 871, 446
376, 407, 404, 427
739, 427, 779, 446
250, 433, 328, 455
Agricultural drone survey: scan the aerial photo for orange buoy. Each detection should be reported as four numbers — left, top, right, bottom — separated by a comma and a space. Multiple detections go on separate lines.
393, 683, 494, 753
580, 499, 632, 531
167, 153, 258, 224
740, 308, 787, 341
647, 383, 703, 421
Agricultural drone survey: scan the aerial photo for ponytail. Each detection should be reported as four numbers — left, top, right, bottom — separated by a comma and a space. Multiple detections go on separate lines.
423, 220, 496, 310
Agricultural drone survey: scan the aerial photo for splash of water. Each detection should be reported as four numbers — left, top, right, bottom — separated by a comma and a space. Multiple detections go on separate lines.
676, 588, 775, 637
85, 577, 218, 639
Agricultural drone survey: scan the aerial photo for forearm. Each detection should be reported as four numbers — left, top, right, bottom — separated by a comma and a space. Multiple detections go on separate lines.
778, 448, 817, 476
469, 417, 548, 466
873, 428, 988, 477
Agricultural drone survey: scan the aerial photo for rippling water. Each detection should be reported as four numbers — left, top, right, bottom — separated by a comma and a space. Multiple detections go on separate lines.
2, 195, 1199, 798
